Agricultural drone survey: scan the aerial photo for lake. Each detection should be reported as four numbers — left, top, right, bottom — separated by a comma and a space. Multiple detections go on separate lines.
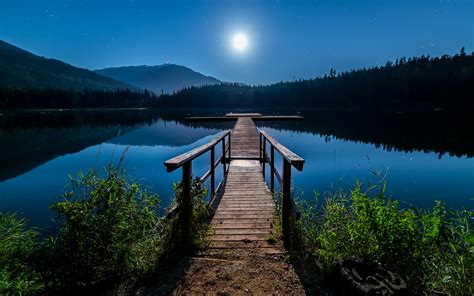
0, 109, 472, 229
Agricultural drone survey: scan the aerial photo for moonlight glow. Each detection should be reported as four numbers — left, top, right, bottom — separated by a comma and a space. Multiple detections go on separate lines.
232, 33, 248, 51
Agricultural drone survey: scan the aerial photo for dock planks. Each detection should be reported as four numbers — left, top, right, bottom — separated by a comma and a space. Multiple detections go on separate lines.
209, 119, 279, 250
229, 117, 261, 160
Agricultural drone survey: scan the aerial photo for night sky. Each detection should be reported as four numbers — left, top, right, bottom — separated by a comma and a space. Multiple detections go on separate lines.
1, 0, 473, 85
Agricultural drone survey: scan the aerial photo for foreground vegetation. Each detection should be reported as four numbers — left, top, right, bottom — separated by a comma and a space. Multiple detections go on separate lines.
0, 166, 209, 294
2, 166, 472, 294
297, 181, 474, 294
0, 212, 43, 293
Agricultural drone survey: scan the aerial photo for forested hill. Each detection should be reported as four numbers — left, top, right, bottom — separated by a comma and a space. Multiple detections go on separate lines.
156, 49, 474, 111
95, 64, 221, 94
0, 40, 139, 91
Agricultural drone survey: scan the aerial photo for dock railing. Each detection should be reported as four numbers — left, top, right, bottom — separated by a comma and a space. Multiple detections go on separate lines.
163, 127, 304, 248
259, 130, 305, 246
164, 130, 231, 244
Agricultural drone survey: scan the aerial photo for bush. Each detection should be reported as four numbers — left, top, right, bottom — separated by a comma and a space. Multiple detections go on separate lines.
300, 181, 474, 294
161, 177, 210, 255
48, 166, 162, 289
0, 212, 43, 294
40, 166, 211, 292
1, 165, 212, 293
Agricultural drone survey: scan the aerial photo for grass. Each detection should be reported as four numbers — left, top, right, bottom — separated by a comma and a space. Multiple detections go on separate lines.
297, 180, 474, 294
45, 165, 163, 290
2, 164, 472, 294
168, 176, 211, 251
0, 165, 211, 294
0, 212, 43, 295
266, 233, 277, 244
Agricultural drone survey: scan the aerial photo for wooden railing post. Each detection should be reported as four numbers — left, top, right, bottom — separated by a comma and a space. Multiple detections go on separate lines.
282, 159, 291, 248
210, 146, 215, 196
259, 133, 262, 163
222, 138, 226, 175
262, 137, 266, 178
270, 145, 275, 193
181, 161, 192, 247
228, 133, 232, 160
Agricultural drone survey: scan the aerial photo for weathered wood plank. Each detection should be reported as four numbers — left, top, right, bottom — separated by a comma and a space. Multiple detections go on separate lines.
211, 222, 273, 229
214, 228, 273, 235
230, 117, 260, 159
213, 214, 274, 220
208, 118, 278, 251
209, 241, 278, 249
216, 207, 274, 211
164, 130, 230, 172
210, 234, 270, 241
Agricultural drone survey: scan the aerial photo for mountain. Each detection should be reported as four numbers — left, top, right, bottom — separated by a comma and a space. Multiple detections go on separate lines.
95, 64, 221, 94
0, 40, 138, 91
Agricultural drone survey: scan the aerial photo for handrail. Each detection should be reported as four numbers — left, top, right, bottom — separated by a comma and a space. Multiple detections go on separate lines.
163, 130, 232, 245
259, 130, 304, 171
259, 129, 304, 248
264, 150, 299, 219
164, 130, 231, 172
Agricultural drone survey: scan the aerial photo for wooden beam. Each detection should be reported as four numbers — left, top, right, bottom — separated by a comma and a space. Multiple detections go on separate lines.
259, 130, 305, 171
270, 145, 275, 193
210, 146, 215, 196
282, 159, 292, 248
181, 161, 192, 248
164, 130, 231, 172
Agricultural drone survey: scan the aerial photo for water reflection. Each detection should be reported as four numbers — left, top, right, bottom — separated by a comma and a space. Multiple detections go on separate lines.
0, 109, 472, 228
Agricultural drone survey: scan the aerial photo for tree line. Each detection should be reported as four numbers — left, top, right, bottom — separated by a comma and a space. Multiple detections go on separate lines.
0, 49, 472, 110
0, 88, 158, 109
156, 48, 474, 111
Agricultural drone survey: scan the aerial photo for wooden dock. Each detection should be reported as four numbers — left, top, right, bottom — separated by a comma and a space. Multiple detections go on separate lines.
164, 114, 304, 251
185, 114, 304, 122
230, 117, 260, 160
210, 117, 275, 249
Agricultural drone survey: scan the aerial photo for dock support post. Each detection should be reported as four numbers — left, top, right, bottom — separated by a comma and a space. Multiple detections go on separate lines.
222, 138, 226, 175
270, 146, 275, 193
228, 133, 231, 161
181, 161, 192, 250
262, 138, 266, 178
282, 159, 291, 248
210, 147, 215, 196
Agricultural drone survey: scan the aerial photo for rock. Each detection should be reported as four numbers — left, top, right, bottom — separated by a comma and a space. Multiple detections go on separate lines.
331, 258, 408, 295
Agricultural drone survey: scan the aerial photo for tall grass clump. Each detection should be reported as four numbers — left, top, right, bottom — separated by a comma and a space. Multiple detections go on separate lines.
45, 165, 163, 290
0, 163, 211, 293
0, 212, 43, 294
161, 177, 210, 254
300, 181, 474, 294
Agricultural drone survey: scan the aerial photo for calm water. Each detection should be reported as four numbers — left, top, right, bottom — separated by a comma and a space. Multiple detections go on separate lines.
0, 110, 472, 229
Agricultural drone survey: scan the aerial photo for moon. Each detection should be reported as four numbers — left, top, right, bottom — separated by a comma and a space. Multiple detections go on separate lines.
232, 33, 248, 51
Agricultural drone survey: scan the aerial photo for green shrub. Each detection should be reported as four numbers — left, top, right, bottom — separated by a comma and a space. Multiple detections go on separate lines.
300, 181, 474, 294
48, 166, 162, 289
1, 164, 213, 293
0, 212, 43, 294
40, 166, 211, 291
161, 177, 210, 254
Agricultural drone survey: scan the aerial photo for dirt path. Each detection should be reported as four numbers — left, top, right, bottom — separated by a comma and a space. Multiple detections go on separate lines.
168, 247, 325, 295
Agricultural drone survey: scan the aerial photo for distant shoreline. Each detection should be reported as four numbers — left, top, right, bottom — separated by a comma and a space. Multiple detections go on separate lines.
1, 107, 469, 115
